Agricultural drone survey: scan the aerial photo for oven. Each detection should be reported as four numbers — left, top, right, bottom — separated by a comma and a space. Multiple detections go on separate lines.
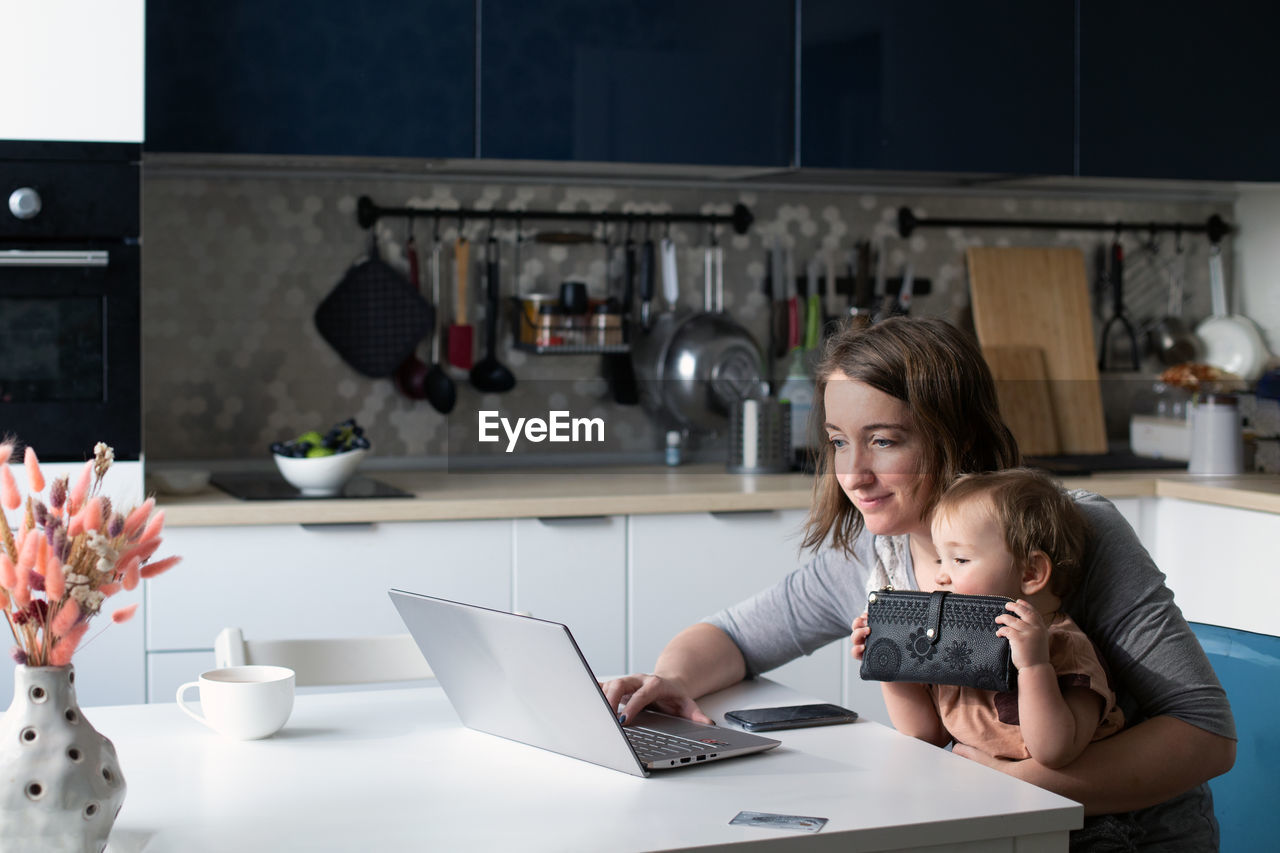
0, 143, 142, 462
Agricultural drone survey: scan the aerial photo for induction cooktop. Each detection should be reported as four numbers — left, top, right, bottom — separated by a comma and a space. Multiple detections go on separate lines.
211, 472, 413, 501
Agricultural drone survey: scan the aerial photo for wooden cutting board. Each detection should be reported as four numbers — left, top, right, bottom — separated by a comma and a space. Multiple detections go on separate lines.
981, 345, 1060, 456
966, 248, 1108, 454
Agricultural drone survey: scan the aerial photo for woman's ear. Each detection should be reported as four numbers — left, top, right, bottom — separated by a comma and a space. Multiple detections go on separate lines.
1020, 551, 1053, 595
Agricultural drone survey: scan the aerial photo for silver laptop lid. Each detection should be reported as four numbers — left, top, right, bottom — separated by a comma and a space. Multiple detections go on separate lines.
389, 589, 647, 776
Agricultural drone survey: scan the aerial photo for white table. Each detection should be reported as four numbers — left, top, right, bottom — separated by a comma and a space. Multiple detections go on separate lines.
92, 679, 1080, 852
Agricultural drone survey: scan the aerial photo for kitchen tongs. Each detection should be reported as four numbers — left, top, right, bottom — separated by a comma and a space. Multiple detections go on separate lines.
1098, 240, 1140, 371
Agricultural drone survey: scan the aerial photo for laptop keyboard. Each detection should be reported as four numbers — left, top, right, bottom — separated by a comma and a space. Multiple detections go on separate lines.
624, 726, 710, 762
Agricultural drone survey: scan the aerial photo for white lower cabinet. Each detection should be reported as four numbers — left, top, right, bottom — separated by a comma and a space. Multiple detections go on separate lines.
146, 519, 512, 703
628, 510, 847, 706
513, 516, 626, 678
89, 493, 1280, 709
1151, 498, 1280, 636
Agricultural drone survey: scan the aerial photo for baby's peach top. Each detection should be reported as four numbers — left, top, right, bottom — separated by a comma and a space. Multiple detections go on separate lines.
930, 614, 1125, 760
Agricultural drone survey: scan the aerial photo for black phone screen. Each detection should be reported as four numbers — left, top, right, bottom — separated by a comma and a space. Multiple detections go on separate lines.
723, 703, 858, 732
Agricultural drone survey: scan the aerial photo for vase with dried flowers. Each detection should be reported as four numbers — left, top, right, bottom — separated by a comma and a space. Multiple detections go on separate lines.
0, 441, 180, 853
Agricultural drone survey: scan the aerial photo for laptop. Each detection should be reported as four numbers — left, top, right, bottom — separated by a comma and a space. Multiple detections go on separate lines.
388, 589, 780, 777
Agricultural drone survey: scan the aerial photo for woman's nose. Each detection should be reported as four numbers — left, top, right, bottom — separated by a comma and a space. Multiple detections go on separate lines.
836, 447, 874, 490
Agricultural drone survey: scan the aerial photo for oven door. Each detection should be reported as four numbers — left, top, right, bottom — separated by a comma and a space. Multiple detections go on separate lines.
0, 243, 140, 461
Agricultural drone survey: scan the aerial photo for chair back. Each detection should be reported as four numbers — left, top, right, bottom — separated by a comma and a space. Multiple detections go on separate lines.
1190, 622, 1280, 853
214, 628, 433, 687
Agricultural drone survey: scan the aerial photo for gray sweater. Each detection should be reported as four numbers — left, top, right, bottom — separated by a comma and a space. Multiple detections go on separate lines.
706, 491, 1233, 851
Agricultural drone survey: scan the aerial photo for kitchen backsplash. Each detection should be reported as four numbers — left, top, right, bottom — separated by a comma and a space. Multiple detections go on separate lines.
141, 167, 1234, 464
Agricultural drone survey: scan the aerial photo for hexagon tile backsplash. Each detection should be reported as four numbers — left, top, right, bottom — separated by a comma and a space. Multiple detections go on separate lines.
141, 169, 1231, 464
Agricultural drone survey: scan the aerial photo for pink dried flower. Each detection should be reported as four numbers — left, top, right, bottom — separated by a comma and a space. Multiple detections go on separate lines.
67, 459, 93, 515
122, 498, 154, 539
23, 446, 44, 493
0, 464, 19, 511
10, 647, 27, 665
45, 558, 65, 600
16, 531, 38, 571
122, 561, 140, 591
1, 441, 183, 667
110, 603, 138, 624
140, 555, 182, 579
10, 580, 29, 610
141, 509, 166, 542
83, 497, 104, 533
113, 554, 139, 584
49, 621, 88, 667
51, 599, 80, 636
48, 476, 68, 511
121, 536, 162, 567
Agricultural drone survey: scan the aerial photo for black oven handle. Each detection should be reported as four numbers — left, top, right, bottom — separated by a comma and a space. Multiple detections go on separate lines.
0, 250, 109, 268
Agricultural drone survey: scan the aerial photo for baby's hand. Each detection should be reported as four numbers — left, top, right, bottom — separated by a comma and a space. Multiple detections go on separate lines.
850, 612, 871, 661
995, 599, 1051, 672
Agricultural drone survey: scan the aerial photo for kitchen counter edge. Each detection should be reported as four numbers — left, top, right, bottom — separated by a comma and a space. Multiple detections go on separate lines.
151, 467, 1280, 527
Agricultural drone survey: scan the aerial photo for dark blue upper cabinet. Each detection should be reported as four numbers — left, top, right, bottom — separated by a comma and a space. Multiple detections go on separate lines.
801, 1, 1075, 175
145, 2, 475, 158
1079, 1, 1280, 181
479, 0, 794, 166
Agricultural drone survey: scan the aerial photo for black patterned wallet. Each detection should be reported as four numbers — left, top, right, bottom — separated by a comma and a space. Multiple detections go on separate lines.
860, 589, 1017, 693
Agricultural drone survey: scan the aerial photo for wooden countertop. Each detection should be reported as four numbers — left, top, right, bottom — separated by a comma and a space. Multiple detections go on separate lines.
153, 464, 1280, 527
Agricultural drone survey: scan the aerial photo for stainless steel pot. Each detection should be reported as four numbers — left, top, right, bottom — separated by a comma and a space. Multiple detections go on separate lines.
631, 244, 764, 434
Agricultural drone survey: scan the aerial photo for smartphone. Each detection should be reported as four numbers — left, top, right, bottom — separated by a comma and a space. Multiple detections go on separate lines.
723, 703, 858, 732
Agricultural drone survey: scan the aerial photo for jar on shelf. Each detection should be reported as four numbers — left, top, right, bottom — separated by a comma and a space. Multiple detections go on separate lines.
519, 294, 556, 344
536, 305, 565, 348
592, 306, 623, 347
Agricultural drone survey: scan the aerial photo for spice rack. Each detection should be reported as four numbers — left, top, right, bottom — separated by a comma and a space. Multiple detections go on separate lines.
509, 298, 629, 355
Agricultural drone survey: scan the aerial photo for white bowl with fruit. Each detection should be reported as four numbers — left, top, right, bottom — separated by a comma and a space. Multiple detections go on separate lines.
271, 419, 371, 497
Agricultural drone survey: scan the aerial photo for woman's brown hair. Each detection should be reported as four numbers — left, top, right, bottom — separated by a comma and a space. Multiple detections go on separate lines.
801, 316, 1020, 554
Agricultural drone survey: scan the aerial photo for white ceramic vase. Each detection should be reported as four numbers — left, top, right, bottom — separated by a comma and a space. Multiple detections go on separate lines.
0, 665, 126, 853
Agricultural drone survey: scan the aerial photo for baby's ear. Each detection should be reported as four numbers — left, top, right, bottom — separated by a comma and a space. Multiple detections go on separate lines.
1020, 551, 1053, 595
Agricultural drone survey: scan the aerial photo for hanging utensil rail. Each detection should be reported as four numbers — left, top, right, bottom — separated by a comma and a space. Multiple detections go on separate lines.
357, 195, 753, 234
897, 207, 1234, 244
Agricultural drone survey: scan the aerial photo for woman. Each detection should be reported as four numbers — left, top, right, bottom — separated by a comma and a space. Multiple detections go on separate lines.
603, 316, 1234, 851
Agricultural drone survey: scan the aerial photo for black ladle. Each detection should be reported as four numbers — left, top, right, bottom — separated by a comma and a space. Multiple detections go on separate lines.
469, 232, 516, 393
424, 233, 457, 414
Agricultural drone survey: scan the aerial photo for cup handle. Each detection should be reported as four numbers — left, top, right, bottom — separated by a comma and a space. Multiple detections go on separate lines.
176, 681, 212, 729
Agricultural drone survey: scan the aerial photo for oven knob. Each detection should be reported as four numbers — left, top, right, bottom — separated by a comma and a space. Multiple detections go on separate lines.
8, 187, 43, 220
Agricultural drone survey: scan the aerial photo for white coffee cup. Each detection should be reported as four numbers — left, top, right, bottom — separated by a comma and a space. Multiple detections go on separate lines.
177, 665, 295, 740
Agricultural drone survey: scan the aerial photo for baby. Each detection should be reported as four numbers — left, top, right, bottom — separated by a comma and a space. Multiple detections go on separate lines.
858, 468, 1124, 768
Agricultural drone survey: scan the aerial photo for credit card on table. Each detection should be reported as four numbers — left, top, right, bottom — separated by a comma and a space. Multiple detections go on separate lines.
729, 811, 828, 833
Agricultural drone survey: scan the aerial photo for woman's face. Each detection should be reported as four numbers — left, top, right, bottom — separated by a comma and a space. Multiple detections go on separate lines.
823, 373, 932, 538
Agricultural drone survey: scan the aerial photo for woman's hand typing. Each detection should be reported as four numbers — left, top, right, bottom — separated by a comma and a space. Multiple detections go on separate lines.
600, 673, 714, 726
